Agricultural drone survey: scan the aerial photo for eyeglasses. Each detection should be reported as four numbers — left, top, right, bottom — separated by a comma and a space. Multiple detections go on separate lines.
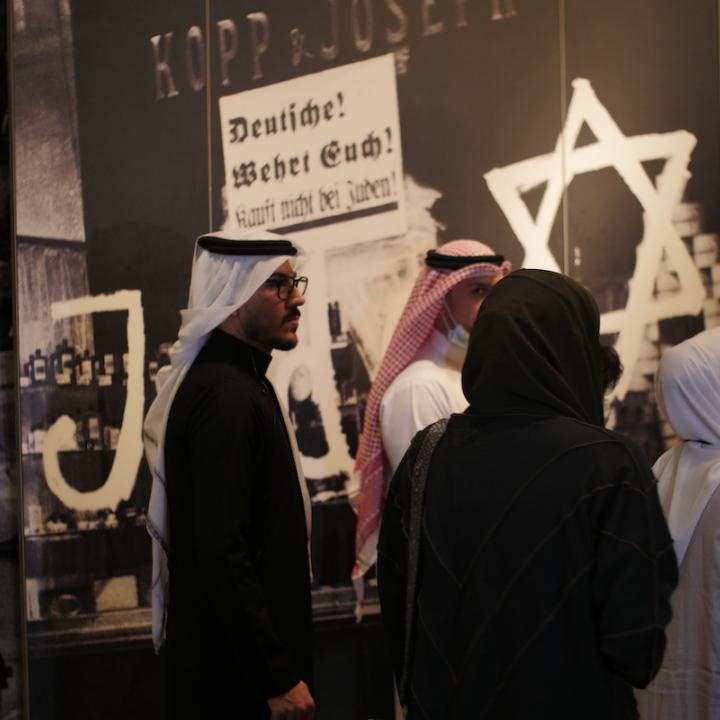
267, 275, 309, 300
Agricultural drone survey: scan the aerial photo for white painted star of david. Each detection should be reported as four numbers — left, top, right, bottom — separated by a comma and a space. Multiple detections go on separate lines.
484, 78, 705, 402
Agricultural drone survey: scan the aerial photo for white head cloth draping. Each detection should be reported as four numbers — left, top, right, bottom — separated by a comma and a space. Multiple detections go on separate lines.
654, 327, 720, 565
143, 229, 303, 651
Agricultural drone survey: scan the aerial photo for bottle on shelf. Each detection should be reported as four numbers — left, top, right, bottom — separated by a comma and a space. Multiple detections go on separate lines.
102, 353, 116, 386
60, 338, 74, 372
28, 504, 44, 535
84, 405, 103, 451
79, 349, 93, 386
103, 425, 120, 450
32, 349, 48, 385
26, 424, 36, 453
157, 343, 171, 369
60, 338, 75, 385
56, 368, 71, 385
53, 343, 71, 385
327, 303, 333, 337
95, 355, 110, 387
25, 422, 46, 453
46, 512, 69, 533
19, 361, 31, 388
33, 424, 46, 453
74, 407, 86, 450
333, 302, 342, 337
50, 344, 61, 380
73, 353, 83, 385
148, 359, 159, 385
64, 355, 75, 385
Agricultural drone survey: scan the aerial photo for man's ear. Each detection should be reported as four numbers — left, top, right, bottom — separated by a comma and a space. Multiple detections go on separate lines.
218, 305, 246, 338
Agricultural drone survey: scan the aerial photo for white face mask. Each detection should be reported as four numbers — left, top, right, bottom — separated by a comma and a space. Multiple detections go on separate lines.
442, 299, 471, 351
447, 322, 470, 350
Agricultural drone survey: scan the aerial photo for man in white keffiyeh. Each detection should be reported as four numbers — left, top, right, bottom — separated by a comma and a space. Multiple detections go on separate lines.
143, 230, 315, 720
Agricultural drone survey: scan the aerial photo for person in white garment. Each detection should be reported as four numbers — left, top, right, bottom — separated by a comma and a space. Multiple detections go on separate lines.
636, 327, 720, 720
379, 253, 505, 472
353, 240, 511, 579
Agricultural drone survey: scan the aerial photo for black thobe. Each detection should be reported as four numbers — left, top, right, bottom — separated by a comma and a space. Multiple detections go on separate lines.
163, 329, 312, 718
377, 270, 678, 720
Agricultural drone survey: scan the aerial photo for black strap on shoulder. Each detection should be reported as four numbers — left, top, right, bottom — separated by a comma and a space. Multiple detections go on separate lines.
399, 418, 449, 704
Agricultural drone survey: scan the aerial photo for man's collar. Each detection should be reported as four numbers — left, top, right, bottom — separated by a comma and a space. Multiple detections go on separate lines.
426, 329, 465, 370
205, 328, 272, 376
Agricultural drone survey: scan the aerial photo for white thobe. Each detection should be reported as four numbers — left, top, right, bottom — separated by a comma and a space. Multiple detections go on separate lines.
636, 483, 720, 720
379, 330, 466, 474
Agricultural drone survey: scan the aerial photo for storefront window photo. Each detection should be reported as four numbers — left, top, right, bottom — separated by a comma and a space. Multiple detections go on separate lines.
6, 0, 720, 718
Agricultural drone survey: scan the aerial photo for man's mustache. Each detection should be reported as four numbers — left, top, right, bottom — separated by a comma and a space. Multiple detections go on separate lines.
283, 310, 301, 322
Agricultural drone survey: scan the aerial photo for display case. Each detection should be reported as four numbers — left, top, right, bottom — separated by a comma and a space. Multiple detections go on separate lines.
18, 332, 368, 653
19, 340, 155, 647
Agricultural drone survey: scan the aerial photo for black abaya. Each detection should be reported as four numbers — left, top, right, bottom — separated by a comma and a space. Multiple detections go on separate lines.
378, 270, 677, 720
163, 329, 312, 718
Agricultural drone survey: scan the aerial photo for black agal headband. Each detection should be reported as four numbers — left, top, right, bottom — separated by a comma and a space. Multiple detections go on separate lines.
197, 236, 297, 256
425, 249, 505, 270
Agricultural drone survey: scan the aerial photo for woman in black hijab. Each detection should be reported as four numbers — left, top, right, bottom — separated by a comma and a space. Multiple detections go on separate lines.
377, 270, 677, 720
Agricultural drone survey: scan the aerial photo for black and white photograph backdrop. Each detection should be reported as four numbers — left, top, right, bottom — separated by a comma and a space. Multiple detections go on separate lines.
0, 1, 21, 718
10, 0, 720, 718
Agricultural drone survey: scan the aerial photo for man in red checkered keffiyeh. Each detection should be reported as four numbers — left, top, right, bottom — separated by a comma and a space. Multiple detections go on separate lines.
354, 240, 511, 579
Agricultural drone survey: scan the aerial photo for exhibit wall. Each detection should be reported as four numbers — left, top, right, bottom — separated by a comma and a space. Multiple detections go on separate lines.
1, 1, 21, 718
8, 0, 720, 718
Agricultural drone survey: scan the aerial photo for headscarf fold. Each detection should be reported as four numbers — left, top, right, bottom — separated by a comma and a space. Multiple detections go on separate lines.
354, 240, 511, 578
461, 269, 604, 426
143, 230, 304, 651
653, 327, 720, 565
